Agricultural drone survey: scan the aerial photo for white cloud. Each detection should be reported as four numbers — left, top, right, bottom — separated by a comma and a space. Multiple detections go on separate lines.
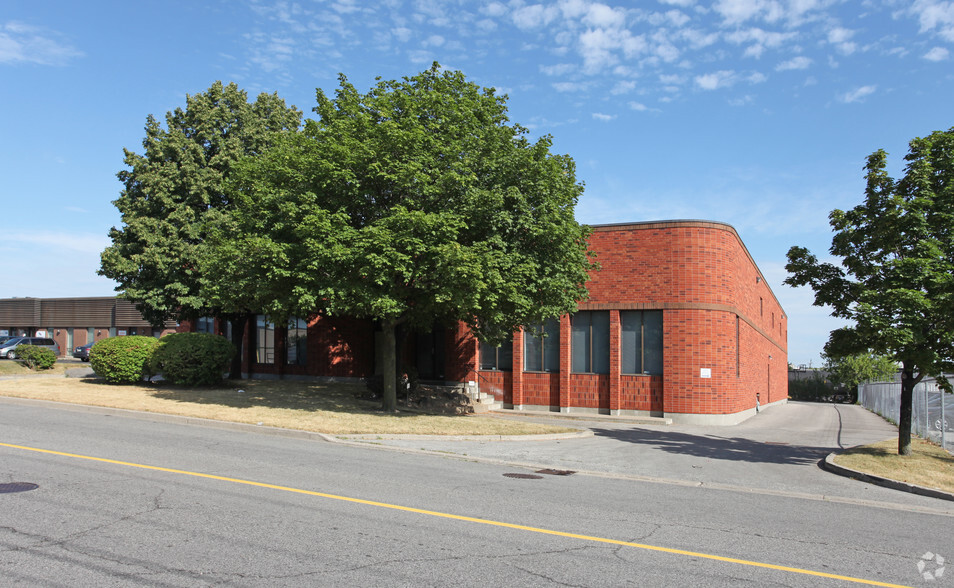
629, 101, 649, 111
540, 63, 576, 76
482, 2, 508, 18
748, 71, 767, 83
582, 3, 627, 28
911, 0, 954, 42
776, 55, 811, 70
392, 27, 412, 42
611, 80, 637, 94
695, 70, 737, 90
839, 85, 876, 103
0, 22, 84, 65
578, 27, 648, 72
714, 0, 783, 25
725, 27, 797, 59
424, 34, 445, 47
552, 81, 588, 92
512, 4, 559, 29
592, 112, 617, 121
923, 46, 950, 61
826, 26, 857, 54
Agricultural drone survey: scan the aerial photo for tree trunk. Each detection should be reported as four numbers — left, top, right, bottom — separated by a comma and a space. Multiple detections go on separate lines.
228, 313, 249, 380
381, 319, 398, 412
898, 360, 922, 456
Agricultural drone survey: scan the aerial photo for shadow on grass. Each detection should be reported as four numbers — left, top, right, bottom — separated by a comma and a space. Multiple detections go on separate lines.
841, 440, 954, 466
143, 379, 459, 419
591, 427, 831, 466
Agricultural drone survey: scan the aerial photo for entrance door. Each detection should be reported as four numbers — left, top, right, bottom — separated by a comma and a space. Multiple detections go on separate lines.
415, 328, 446, 381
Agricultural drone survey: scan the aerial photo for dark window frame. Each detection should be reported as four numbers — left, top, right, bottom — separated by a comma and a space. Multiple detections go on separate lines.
479, 337, 513, 371
286, 316, 308, 366
523, 318, 560, 373
571, 311, 609, 374
620, 310, 664, 375
255, 315, 275, 365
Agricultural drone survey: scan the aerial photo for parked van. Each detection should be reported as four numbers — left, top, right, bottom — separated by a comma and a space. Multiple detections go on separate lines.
0, 337, 61, 359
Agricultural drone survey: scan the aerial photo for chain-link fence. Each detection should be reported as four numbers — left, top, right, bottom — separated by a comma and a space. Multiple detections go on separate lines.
859, 377, 952, 454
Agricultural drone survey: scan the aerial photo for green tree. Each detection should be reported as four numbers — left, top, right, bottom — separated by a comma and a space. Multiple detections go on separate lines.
785, 127, 954, 455
822, 352, 897, 401
210, 64, 596, 411
99, 82, 301, 377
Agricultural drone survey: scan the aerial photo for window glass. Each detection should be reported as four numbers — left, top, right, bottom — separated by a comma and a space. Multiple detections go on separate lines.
197, 316, 215, 334
621, 310, 663, 375
479, 338, 513, 371
524, 318, 560, 372
255, 315, 274, 364
571, 311, 609, 374
286, 317, 307, 366
643, 311, 663, 375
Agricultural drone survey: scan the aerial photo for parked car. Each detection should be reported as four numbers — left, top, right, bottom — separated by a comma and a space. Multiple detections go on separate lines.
0, 337, 60, 359
0, 335, 17, 345
72, 341, 94, 362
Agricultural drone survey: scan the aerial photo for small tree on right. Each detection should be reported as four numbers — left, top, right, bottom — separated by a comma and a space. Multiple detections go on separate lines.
785, 127, 954, 455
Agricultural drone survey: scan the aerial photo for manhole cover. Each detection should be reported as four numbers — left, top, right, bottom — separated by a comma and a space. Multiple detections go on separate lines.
503, 473, 543, 479
536, 469, 576, 476
0, 482, 39, 494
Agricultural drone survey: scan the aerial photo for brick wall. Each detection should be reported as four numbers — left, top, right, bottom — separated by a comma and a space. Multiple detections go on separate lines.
474, 220, 787, 419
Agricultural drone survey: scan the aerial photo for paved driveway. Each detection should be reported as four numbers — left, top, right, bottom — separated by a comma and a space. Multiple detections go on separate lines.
344, 401, 949, 511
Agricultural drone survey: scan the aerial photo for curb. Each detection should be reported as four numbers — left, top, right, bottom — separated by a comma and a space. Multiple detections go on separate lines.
337, 430, 593, 442
0, 395, 590, 444
822, 452, 954, 503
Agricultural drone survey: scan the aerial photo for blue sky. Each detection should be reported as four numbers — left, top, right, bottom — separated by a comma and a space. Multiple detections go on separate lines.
1, 0, 952, 366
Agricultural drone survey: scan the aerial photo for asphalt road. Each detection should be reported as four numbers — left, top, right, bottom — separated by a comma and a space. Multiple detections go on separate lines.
1, 399, 951, 587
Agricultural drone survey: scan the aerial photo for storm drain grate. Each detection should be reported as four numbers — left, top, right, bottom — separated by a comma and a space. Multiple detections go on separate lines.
536, 469, 576, 476
0, 483, 39, 494
503, 473, 543, 480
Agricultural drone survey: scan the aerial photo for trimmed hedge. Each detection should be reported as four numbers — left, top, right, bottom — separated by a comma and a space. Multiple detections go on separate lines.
150, 332, 235, 386
89, 336, 159, 384
15, 344, 56, 370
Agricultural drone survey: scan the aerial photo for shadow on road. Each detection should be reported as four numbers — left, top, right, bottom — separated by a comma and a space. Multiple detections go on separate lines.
590, 427, 831, 465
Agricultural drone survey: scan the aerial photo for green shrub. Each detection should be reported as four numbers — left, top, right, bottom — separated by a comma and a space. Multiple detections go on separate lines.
15, 345, 56, 370
150, 332, 235, 386
89, 336, 159, 384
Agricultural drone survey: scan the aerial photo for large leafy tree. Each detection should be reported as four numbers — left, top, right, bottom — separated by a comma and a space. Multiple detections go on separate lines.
786, 127, 954, 454
100, 82, 301, 377
210, 64, 596, 410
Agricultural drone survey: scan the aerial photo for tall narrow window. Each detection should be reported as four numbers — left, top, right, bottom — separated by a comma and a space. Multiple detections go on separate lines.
479, 337, 513, 371
286, 317, 307, 366
255, 315, 274, 364
571, 311, 609, 374
524, 318, 560, 372
197, 316, 215, 333
621, 310, 664, 375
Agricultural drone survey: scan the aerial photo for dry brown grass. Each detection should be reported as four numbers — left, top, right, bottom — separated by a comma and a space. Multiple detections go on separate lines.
0, 377, 576, 436
833, 437, 954, 493
0, 359, 76, 376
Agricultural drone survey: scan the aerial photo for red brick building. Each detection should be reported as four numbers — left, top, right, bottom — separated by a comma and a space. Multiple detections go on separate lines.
203, 219, 787, 425
2, 220, 786, 424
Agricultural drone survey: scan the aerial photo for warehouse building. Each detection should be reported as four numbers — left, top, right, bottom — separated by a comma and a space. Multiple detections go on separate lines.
1, 220, 787, 424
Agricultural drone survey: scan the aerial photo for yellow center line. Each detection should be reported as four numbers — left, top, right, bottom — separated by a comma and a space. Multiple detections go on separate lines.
1, 441, 911, 588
